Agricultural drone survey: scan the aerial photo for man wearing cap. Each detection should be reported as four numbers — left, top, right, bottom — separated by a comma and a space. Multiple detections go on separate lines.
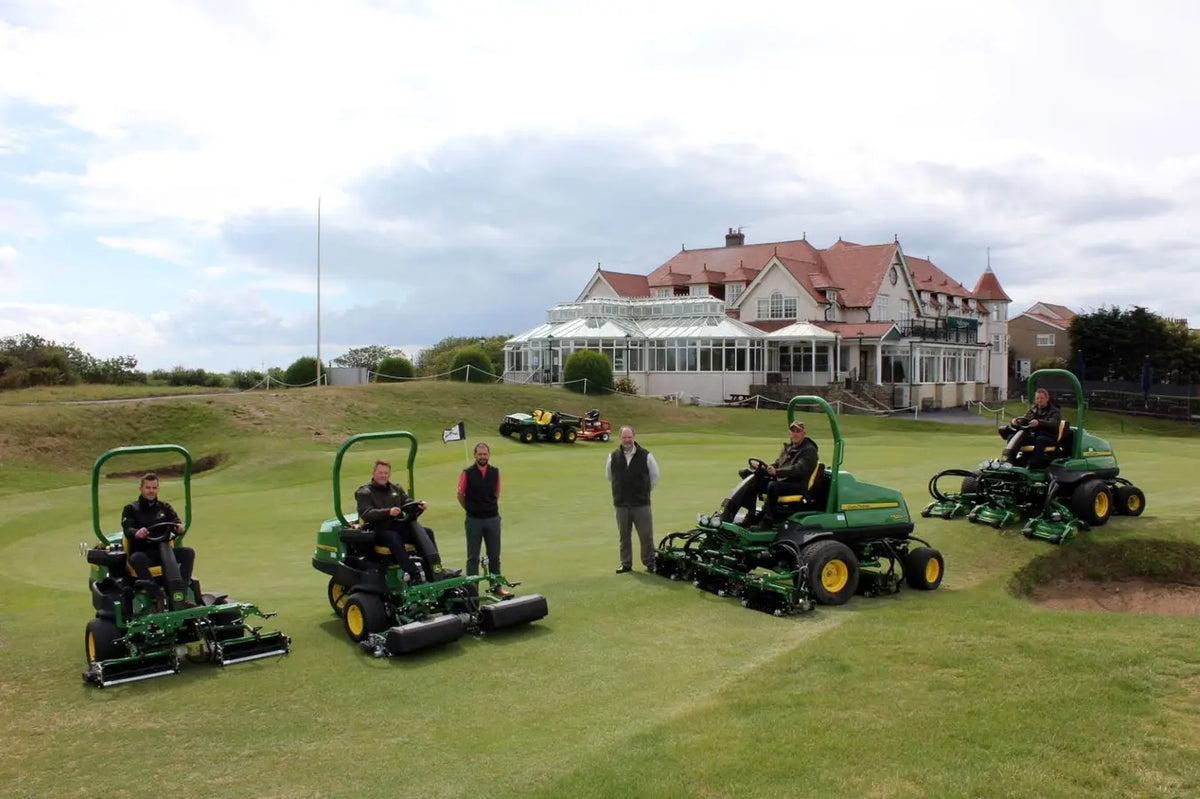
758, 420, 820, 528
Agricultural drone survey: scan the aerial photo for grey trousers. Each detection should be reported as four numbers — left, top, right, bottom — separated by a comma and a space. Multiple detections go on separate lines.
465, 515, 501, 576
615, 505, 654, 569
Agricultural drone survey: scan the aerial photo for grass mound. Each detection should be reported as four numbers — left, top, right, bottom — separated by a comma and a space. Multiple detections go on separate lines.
105, 452, 228, 479
1010, 538, 1200, 597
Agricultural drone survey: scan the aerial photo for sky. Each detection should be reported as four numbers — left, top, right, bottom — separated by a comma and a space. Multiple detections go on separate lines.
1, 0, 1198, 372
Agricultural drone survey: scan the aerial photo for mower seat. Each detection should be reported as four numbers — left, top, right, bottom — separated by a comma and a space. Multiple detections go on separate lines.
122, 534, 163, 579
774, 462, 828, 512
339, 526, 417, 561
584, 409, 600, 422
532, 409, 552, 425
1017, 420, 1071, 457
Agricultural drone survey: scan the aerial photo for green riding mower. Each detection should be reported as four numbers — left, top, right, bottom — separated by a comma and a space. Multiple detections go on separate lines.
499, 408, 581, 443
922, 369, 1146, 544
312, 431, 548, 656
82, 444, 290, 688
654, 396, 945, 615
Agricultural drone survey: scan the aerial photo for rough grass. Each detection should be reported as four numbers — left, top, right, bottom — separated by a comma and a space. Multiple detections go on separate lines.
2, 384, 1200, 798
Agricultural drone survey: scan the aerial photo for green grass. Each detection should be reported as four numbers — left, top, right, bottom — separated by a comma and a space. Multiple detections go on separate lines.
2, 384, 1200, 798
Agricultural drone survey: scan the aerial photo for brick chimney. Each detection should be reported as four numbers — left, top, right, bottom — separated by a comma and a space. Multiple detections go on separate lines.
725, 227, 745, 247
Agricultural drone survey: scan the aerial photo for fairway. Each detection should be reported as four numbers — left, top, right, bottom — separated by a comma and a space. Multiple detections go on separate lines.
2, 383, 1200, 798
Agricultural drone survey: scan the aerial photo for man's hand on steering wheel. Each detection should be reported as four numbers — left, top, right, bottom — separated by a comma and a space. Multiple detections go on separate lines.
139, 520, 181, 543
747, 457, 773, 478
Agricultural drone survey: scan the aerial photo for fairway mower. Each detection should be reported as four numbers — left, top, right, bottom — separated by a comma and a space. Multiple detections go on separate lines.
922, 369, 1146, 544
578, 408, 612, 442
312, 431, 548, 656
82, 445, 290, 688
655, 396, 944, 615
498, 408, 581, 443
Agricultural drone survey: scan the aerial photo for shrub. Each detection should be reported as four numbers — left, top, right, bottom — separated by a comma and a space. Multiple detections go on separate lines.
563, 350, 613, 395
449, 348, 493, 382
375, 356, 416, 382
614, 375, 638, 395
228, 370, 266, 390
284, 356, 320, 387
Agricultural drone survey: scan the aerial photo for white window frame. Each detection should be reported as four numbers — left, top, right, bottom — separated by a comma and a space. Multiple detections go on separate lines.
1036, 333, 1056, 347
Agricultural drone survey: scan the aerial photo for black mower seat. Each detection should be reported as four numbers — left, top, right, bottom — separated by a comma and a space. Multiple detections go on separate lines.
338, 526, 418, 558
122, 534, 163, 578
775, 462, 829, 509
1018, 420, 1071, 455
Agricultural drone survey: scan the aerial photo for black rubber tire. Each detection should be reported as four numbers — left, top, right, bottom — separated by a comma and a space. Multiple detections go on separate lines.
600, 432, 610, 442
327, 578, 350, 617
1071, 479, 1113, 526
803, 540, 860, 605
903, 547, 945, 590
498, 424, 511, 436
1114, 485, 1146, 517
520, 430, 534, 443
550, 426, 563, 442
564, 428, 577, 443
342, 592, 388, 643
85, 618, 125, 664
960, 472, 980, 495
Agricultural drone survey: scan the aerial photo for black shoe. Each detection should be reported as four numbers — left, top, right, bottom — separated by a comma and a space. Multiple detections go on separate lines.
738, 468, 752, 478
436, 567, 463, 579
615, 565, 632, 574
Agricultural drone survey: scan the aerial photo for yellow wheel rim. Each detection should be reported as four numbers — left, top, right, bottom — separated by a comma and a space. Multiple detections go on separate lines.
925, 558, 941, 583
1094, 491, 1110, 517
1127, 494, 1142, 512
86, 632, 96, 662
821, 559, 849, 593
345, 605, 364, 637
331, 584, 348, 612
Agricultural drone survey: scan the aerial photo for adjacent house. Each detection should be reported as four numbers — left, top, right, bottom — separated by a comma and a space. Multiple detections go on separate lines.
504, 229, 1012, 409
1009, 303, 1077, 380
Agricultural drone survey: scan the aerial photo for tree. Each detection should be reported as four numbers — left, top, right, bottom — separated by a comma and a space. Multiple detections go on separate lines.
562, 350, 613, 395
283, 356, 320, 386
1070, 306, 1199, 383
375, 355, 416, 381
419, 335, 511, 378
0, 333, 79, 388
332, 345, 407, 373
449, 348, 493, 382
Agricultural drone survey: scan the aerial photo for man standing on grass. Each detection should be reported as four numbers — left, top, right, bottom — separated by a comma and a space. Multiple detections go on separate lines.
606, 425, 659, 574
457, 441, 512, 597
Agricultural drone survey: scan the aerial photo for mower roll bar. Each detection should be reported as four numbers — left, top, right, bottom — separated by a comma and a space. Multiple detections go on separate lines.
1024, 368, 1085, 460
332, 430, 418, 528
785, 395, 843, 516
91, 444, 192, 545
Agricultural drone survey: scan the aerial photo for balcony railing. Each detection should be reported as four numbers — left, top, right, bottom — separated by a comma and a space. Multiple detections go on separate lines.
897, 318, 979, 344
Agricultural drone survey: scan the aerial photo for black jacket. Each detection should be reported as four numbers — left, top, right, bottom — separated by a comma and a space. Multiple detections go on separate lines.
610, 444, 652, 507
120, 497, 181, 554
355, 481, 412, 529
1016, 402, 1061, 431
461, 465, 500, 519
773, 438, 820, 483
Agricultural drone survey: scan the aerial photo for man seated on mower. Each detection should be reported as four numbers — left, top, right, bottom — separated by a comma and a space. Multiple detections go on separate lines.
355, 460, 461, 583
999, 387, 1061, 463
753, 420, 820, 529
120, 472, 195, 607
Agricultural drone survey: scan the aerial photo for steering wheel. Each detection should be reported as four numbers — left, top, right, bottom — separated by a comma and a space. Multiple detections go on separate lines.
747, 458, 771, 477
399, 499, 425, 522
142, 520, 181, 543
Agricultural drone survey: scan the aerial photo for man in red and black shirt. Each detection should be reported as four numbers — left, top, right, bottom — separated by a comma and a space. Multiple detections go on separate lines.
457, 442, 511, 596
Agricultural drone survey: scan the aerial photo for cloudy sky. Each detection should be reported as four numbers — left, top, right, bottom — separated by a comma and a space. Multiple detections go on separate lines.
2, 0, 1198, 371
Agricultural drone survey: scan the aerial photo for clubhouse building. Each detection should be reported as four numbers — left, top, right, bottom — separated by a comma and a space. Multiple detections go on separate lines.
504, 229, 1011, 409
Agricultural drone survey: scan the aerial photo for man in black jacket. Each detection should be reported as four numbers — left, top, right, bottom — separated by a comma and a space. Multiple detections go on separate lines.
757, 420, 820, 528
999, 387, 1062, 463
121, 473, 195, 604
606, 425, 659, 574
457, 442, 512, 597
356, 460, 460, 582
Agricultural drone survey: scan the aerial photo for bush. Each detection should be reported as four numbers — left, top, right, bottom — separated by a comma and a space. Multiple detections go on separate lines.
563, 350, 613, 395
614, 375, 638, 395
449, 348, 493, 382
375, 356, 416, 382
283, 356, 320, 387
228, 370, 265, 390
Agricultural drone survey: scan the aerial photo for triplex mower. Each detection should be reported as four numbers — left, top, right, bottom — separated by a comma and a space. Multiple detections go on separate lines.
655, 396, 944, 615
311, 431, 548, 656
498, 408, 581, 443
82, 444, 290, 688
922, 369, 1146, 544
578, 409, 612, 442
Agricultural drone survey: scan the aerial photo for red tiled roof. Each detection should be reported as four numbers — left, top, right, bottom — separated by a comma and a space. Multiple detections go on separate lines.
819, 243, 895, 306
726, 265, 761, 282
687, 269, 727, 285
745, 319, 795, 333
972, 267, 1011, 302
822, 321, 897, 339
649, 238, 820, 287
597, 270, 649, 298
1024, 302, 1076, 323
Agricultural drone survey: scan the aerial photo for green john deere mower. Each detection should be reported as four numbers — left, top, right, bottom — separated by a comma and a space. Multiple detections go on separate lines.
82, 444, 290, 688
922, 369, 1146, 543
312, 431, 548, 656
654, 396, 944, 615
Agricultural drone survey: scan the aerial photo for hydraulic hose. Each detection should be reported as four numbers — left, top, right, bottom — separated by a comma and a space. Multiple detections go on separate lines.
927, 469, 979, 503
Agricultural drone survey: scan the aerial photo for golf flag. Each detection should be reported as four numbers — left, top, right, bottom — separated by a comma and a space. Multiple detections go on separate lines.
443, 421, 465, 444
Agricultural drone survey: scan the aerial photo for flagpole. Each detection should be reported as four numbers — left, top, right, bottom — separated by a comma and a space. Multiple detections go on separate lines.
316, 196, 322, 388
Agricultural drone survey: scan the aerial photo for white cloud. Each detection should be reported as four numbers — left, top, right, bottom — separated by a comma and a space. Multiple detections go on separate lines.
97, 235, 184, 262
0, 301, 162, 355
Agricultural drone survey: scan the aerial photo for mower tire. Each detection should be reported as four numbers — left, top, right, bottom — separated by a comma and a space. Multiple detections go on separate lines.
498, 423, 511, 436
327, 578, 350, 617
803, 540, 859, 605
550, 426, 564, 442
1071, 480, 1113, 526
565, 428, 577, 443
1114, 485, 1146, 516
600, 431, 610, 442
85, 618, 125, 664
520, 431, 534, 443
960, 471, 980, 494
903, 547, 945, 590
343, 592, 388, 643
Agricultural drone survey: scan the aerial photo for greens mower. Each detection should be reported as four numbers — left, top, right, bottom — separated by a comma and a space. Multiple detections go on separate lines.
922, 368, 1146, 544
655, 396, 944, 615
312, 431, 548, 656
82, 445, 290, 688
